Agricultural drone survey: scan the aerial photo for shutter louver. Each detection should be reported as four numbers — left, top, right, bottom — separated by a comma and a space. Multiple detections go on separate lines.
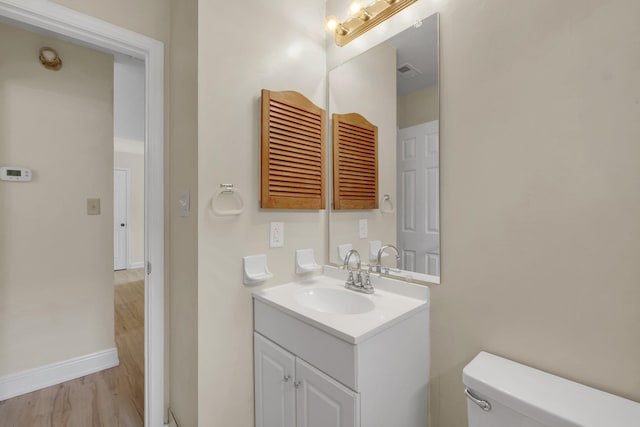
261, 90, 326, 209
332, 113, 378, 209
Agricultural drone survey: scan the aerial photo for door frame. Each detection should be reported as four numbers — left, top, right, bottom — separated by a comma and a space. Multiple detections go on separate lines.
0, 1, 165, 426
114, 167, 130, 271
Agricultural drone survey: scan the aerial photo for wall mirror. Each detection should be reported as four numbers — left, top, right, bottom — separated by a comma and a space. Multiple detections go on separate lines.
328, 13, 440, 284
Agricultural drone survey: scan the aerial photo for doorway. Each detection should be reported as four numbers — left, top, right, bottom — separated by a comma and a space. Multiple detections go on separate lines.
113, 53, 147, 275
0, 1, 165, 426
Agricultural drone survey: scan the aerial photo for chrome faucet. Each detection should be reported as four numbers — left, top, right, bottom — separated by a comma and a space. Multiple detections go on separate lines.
343, 249, 361, 270
343, 249, 362, 287
342, 249, 374, 294
375, 244, 401, 273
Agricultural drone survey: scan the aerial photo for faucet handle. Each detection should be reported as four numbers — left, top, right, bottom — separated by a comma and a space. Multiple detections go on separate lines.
355, 270, 363, 287
346, 270, 355, 286
363, 270, 374, 293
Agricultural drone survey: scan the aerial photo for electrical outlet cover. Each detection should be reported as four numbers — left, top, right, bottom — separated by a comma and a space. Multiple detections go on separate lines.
270, 222, 284, 248
359, 219, 368, 239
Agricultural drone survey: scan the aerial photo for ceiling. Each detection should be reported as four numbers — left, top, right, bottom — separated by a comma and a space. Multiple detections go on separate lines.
385, 14, 439, 96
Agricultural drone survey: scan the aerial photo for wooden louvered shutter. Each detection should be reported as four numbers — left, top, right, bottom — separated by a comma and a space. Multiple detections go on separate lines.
261, 90, 326, 209
332, 113, 378, 209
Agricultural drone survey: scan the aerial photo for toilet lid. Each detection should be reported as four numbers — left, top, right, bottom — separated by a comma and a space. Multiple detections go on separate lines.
463, 352, 640, 427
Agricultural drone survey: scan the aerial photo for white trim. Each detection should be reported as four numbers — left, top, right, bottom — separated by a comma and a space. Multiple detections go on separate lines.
0, 348, 119, 401
115, 137, 145, 155
128, 261, 145, 270
0, 2, 165, 426
166, 409, 180, 427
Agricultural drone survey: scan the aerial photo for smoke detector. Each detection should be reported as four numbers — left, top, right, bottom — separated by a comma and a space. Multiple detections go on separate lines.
397, 62, 423, 79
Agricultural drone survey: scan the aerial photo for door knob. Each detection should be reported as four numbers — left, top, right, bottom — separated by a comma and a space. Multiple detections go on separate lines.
120, 223, 125, 227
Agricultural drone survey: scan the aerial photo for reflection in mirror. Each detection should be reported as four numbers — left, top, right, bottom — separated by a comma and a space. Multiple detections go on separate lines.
332, 112, 378, 210
328, 13, 439, 283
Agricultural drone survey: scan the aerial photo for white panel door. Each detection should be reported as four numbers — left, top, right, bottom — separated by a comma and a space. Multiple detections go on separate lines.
296, 358, 359, 427
397, 121, 440, 275
255, 333, 296, 427
114, 168, 128, 271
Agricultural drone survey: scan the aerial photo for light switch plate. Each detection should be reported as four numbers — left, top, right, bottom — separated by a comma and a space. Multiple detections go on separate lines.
359, 219, 368, 239
87, 198, 101, 215
270, 222, 284, 248
179, 191, 190, 217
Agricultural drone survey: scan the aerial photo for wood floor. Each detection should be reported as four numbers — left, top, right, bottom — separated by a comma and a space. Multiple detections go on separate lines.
113, 268, 145, 287
0, 270, 145, 427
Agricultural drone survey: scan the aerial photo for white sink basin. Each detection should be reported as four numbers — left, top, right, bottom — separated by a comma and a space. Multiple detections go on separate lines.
252, 270, 429, 343
295, 287, 375, 315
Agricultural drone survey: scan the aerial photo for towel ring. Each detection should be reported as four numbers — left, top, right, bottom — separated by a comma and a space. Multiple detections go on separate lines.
211, 184, 244, 216
380, 194, 394, 214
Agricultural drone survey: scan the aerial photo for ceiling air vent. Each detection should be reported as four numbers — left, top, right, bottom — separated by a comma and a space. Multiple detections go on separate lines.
397, 62, 423, 79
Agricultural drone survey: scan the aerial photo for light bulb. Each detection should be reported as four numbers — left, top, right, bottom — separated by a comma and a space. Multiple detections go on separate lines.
325, 16, 339, 32
42, 50, 56, 61
350, 1, 363, 15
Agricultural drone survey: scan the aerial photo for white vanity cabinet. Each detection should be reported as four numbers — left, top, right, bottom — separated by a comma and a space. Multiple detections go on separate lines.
254, 333, 359, 427
254, 333, 296, 427
253, 273, 430, 427
295, 356, 359, 427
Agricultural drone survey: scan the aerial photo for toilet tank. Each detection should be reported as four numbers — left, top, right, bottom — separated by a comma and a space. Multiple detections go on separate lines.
463, 352, 640, 427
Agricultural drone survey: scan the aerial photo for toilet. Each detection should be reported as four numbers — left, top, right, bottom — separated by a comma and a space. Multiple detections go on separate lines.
463, 352, 640, 427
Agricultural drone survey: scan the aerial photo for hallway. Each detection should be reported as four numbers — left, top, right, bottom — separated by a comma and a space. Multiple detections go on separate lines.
0, 270, 145, 426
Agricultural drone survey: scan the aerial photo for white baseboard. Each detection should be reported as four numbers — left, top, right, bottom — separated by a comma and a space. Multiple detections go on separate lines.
128, 261, 145, 270
0, 347, 119, 401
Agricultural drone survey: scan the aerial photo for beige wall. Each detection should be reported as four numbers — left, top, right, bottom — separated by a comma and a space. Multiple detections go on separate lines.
398, 84, 438, 129
197, 0, 326, 425
114, 149, 145, 267
168, 0, 199, 425
335, 0, 640, 426
432, 0, 640, 424
328, 43, 397, 266
0, 23, 114, 375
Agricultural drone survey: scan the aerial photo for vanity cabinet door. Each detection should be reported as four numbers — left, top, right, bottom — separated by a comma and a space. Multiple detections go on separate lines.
295, 358, 360, 427
255, 333, 296, 427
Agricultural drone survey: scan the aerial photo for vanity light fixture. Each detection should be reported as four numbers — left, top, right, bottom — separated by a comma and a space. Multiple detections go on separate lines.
350, 1, 364, 15
326, 0, 418, 47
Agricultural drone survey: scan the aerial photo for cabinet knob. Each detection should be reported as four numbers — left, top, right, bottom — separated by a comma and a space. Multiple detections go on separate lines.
294, 381, 302, 389
283, 375, 291, 383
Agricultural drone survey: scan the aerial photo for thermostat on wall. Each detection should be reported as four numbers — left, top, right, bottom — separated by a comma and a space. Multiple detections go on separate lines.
1, 167, 32, 182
